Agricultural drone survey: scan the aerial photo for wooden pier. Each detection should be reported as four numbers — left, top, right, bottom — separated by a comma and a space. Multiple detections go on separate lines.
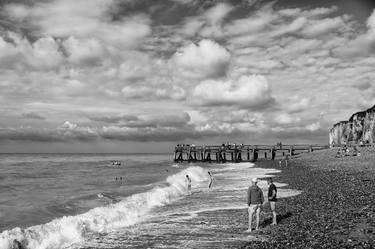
173, 144, 329, 163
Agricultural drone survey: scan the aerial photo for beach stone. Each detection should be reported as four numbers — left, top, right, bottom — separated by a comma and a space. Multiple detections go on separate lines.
241, 149, 375, 249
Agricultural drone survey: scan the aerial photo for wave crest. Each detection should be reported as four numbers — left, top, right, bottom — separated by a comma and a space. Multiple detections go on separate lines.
0, 166, 208, 249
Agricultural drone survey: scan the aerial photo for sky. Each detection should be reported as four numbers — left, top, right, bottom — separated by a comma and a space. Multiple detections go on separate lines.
0, 0, 375, 153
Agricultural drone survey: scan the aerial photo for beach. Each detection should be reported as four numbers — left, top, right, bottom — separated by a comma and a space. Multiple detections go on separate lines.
241, 148, 375, 249
0, 154, 297, 249
1, 150, 374, 249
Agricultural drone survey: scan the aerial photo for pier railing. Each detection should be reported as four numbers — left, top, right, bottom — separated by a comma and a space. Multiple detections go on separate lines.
173, 144, 329, 163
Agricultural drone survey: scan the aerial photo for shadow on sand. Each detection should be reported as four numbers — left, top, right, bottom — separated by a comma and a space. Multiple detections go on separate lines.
261, 211, 293, 227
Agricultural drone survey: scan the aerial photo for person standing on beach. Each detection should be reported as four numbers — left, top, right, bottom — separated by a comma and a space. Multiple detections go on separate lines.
208, 171, 214, 190
185, 175, 192, 196
267, 178, 277, 225
247, 178, 264, 231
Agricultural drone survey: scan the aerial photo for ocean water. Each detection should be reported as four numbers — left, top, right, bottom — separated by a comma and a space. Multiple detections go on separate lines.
0, 154, 301, 249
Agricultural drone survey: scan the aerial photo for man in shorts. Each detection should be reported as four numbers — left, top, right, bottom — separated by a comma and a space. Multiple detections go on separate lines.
247, 177, 264, 231
267, 178, 277, 225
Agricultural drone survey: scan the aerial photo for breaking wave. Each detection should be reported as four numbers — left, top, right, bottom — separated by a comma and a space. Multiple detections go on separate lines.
0, 166, 208, 249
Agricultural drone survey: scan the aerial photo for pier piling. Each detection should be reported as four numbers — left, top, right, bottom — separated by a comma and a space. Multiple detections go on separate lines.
174, 144, 328, 163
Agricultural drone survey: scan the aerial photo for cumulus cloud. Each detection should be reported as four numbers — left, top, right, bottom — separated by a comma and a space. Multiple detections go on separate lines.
173, 39, 231, 78
204, 3, 234, 24
285, 96, 311, 113
192, 74, 274, 108
301, 17, 347, 37
62, 37, 107, 67
334, 9, 375, 57
306, 121, 321, 131
274, 113, 301, 125
0, 32, 64, 70
1, 1, 375, 148
3, 0, 151, 48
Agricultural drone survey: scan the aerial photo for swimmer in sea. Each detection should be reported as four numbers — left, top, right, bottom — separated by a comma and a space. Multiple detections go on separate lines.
185, 175, 192, 196
208, 171, 214, 191
98, 193, 116, 204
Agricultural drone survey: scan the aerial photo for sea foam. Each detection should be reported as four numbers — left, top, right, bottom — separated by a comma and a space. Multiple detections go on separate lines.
0, 166, 208, 249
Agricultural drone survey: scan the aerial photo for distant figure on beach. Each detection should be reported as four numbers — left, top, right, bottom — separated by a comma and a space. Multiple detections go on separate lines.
208, 171, 214, 190
267, 178, 277, 225
247, 178, 264, 232
185, 175, 192, 196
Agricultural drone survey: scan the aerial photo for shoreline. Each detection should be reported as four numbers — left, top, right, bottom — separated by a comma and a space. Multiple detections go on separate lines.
241, 149, 375, 249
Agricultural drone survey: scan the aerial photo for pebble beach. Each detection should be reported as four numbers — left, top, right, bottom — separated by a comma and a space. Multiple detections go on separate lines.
241, 147, 375, 249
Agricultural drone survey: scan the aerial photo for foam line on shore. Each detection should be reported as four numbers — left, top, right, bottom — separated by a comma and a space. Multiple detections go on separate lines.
0, 166, 208, 249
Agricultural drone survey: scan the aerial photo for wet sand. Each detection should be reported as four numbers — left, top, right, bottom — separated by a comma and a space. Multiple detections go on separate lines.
83, 148, 375, 248
241, 148, 375, 249
81, 163, 298, 249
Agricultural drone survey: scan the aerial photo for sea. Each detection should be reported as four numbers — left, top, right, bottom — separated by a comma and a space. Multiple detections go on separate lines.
0, 153, 301, 249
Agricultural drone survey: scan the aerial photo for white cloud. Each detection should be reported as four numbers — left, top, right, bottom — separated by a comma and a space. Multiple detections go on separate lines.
306, 122, 321, 131
192, 74, 274, 108
180, 2, 233, 37
4, 0, 151, 48
0, 32, 64, 70
62, 37, 107, 67
204, 3, 234, 24
274, 113, 300, 125
333, 9, 375, 57
173, 39, 230, 78
301, 17, 346, 37
286, 96, 311, 113
121, 84, 186, 101
58, 121, 78, 130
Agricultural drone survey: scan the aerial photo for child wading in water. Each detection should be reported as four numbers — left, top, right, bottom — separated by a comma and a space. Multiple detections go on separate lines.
208, 171, 214, 191
185, 175, 192, 196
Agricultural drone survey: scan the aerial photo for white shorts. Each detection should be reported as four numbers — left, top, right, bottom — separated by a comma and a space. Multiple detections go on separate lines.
248, 204, 261, 214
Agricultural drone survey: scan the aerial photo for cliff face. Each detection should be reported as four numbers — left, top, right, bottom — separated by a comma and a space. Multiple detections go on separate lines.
329, 105, 375, 145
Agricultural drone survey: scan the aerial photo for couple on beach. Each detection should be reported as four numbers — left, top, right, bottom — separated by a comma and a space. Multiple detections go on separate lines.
185, 171, 214, 196
247, 177, 277, 232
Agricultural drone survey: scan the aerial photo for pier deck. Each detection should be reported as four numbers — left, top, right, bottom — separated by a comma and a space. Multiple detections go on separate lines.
173, 144, 329, 163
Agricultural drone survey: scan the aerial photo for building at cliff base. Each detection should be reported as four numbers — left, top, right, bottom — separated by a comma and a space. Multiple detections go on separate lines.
329, 105, 375, 146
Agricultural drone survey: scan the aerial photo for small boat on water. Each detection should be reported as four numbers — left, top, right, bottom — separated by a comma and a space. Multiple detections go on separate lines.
111, 161, 121, 166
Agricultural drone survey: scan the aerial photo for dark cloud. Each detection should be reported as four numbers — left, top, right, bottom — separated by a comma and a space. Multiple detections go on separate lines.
0, 127, 98, 142
0, 123, 239, 143
124, 112, 191, 128
22, 112, 46, 120
88, 114, 139, 124
352, 81, 372, 91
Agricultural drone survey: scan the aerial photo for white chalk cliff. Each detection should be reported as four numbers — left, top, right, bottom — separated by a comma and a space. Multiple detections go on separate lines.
329, 105, 375, 145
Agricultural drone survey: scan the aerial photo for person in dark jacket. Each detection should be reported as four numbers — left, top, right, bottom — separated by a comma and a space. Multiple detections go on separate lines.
247, 178, 264, 231
267, 178, 277, 225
